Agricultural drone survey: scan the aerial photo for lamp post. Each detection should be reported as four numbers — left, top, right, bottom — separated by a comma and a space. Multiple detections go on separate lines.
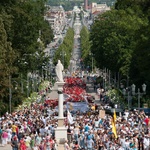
9, 76, 12, 114
122, 88, 131, 110
110, 78, 116, 88
102, 69, 106, 90
120, 78, 130, 110
89, 52, 94, 73
131, 84, 146, 110
9, 75, 18, 114
25, 81, 29, 97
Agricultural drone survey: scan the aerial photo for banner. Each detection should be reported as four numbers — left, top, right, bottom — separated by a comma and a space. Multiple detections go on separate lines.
99, 110, 105, 118
67, 110, 74, 124
67, 102, 89, 113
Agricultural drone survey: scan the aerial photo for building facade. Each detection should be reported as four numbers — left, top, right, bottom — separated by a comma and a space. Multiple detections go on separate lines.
45, 5, 66, 35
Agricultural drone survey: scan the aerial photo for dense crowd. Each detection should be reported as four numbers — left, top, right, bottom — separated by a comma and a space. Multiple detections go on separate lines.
65, 109, 150, 150
0, 77, 150, 150
0, 104, 150, 150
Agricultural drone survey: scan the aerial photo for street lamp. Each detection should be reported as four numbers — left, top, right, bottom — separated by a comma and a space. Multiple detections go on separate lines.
110, 78, 116, 88
25, 81, 29, 97
131, 83, 146, 110
9, 75, 18, 114
122, 88, 131, 110
89, 52, 94, 73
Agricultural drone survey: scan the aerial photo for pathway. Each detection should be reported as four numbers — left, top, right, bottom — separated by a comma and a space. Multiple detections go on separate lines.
0, 144, 12, 150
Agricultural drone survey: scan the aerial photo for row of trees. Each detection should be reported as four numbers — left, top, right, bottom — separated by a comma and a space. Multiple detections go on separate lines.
53, 27, 74, 69
90, 0, 150, 95
80, 26, 92, 70
0, 0, 53, 113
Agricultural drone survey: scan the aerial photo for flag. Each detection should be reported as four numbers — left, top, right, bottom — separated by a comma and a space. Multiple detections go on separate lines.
63, 93, 70, 101
113, 109, 117, 122
111, 109, 117, 138
67, 110, 74, 125
111, 118, 117, 139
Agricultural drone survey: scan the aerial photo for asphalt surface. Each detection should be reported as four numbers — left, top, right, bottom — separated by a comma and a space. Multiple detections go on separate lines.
69, 14, 82, 74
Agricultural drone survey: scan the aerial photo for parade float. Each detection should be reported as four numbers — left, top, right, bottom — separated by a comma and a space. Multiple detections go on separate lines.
45, 77, 94, 112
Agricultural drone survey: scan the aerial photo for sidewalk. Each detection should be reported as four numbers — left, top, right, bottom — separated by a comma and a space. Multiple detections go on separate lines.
0, 144, 12, 150
0, 144, 65, 150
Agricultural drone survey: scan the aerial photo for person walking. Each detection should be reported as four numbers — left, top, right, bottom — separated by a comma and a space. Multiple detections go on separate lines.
86, 138, 94, 150
64, 140, 70, 150
12, 122, 18, 138
11, 135, 19, 150
19, 137, 27, 150
1, 130, 8, 147
67, 126, 72, 146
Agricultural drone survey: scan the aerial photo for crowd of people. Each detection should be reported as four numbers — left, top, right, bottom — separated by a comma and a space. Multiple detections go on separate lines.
65, 109, 150, 150
0, 76, 150, 150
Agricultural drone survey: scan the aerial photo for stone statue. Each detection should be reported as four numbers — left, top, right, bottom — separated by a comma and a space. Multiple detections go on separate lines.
55, 60, 64, 82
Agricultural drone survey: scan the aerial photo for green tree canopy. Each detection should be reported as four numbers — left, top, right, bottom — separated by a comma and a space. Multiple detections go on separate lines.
0, 0, 54, 113
90, 8, 147, 76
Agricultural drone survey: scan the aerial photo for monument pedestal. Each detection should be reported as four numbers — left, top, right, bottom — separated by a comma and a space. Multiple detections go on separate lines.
55, 126, 67, 144
54, 82, 67, 144
58, 117, 65, 127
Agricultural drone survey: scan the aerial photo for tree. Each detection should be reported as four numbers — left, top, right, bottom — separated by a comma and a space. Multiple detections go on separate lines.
0, 0, 54, 113
115, 0, 150, 95
80, 26, 91, 70
53, 27, 74, 68
0, 14, 17, 113
90, 9, 147, 76
9, 0, 53, 74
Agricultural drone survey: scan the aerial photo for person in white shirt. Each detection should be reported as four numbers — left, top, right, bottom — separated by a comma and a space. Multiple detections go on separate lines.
73, 125, 80, 142
64, 140, 70, 150
33, 144, 39, 150
97, 88, 101, 96
94, 118, 99, 128
119, 135, 125, 148
124, 110, 129, 120
35, 134, 42, 145
118, 146, 124, 150
6, 126, 12, 144
39, 126, 45, 137
86, 138, 94, 150
143, 135, 149, 150
125, 139, 130, 149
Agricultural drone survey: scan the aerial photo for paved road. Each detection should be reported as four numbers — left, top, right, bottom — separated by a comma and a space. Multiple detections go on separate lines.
69, 14, 82, 74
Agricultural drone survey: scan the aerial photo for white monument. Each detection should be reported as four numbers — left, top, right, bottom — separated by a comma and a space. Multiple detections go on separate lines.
55, 60, 64, 82
54, 60, 67, 144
